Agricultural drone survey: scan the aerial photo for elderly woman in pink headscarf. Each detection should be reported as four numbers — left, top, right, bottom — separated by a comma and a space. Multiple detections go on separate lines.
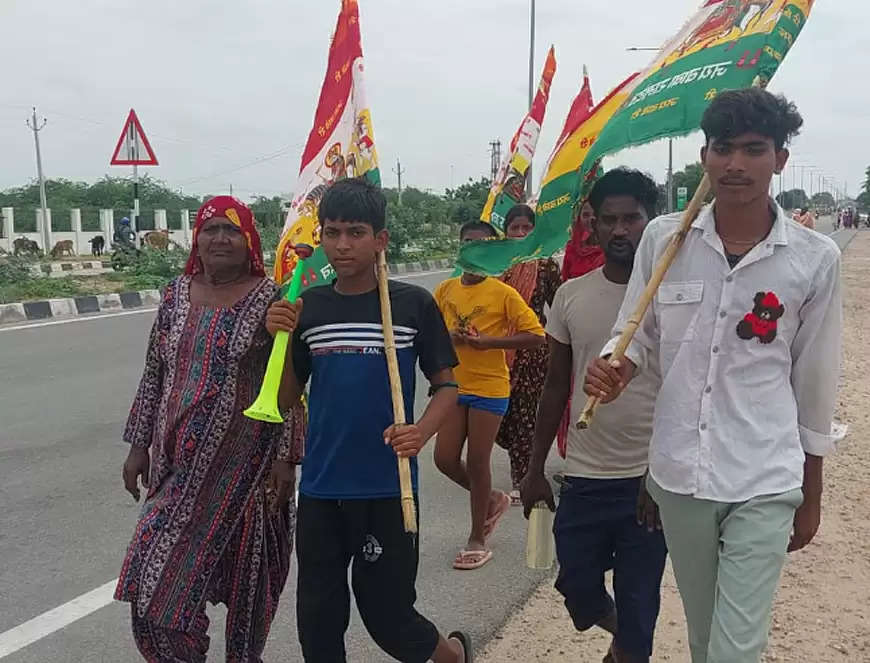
115, 196, 304, 663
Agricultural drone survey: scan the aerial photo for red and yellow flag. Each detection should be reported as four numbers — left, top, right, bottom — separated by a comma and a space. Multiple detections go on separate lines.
480, 46, 557, 232
274, 0, 380, 290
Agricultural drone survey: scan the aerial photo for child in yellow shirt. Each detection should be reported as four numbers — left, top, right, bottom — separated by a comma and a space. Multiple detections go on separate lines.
434, 221, 545, 570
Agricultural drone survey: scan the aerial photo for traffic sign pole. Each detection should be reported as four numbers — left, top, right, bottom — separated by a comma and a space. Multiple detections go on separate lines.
110, 109, 158, 238
129, 119, 140, 234
133, 165, 140, 235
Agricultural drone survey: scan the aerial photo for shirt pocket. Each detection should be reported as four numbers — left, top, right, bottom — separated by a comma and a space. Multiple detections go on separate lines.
656, 281, 704, 343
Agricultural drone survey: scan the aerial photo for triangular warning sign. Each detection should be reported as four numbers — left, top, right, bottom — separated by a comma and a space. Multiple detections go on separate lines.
110, 109, 158, 166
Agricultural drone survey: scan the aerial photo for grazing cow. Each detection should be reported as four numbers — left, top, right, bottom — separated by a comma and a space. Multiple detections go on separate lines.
50, 240, 75, 258
89, 235, 105, 256
13, 237, 40, 257
143, 229, 171, 250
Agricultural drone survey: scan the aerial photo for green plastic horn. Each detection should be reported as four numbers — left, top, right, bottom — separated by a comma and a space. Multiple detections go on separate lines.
244, 243, 314, 423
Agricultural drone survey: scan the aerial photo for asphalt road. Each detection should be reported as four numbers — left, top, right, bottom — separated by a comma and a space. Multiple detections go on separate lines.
0, 270, 557, 663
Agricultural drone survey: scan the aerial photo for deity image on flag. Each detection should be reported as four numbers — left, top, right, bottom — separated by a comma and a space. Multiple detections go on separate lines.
672, 0, 804, 60
274, 0, 380, 293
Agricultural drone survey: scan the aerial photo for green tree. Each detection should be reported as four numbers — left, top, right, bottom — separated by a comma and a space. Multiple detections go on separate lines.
385, 201, 416, 262
249, 195, 286, 228
810, 192, 835, 209
445, 177, 491, 225
0, 175, 202, 211
775, 189, 808, 210
671, 162, 706, 205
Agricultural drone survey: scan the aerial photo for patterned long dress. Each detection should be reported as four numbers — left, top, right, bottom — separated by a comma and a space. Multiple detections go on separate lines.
496, 259, 562, 490
114, 276, 304, 663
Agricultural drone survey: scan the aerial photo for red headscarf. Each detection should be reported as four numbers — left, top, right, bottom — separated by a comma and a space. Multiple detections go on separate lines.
561, 217, 604, 282
184, 196, 266, 276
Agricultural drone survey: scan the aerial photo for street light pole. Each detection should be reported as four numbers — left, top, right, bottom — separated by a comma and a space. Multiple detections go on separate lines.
526, 0, 535, 198
667, 139, 674, 213
796, 165, 814, 207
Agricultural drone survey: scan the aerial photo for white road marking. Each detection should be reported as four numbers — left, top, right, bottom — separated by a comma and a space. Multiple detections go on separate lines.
0, 580, 117, 659
0, 308, 157, 333
0, 270, 452, 334
0, 490, 318, 655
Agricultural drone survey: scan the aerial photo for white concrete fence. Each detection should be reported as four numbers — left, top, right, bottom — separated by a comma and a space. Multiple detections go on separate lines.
0, 208, 193, 255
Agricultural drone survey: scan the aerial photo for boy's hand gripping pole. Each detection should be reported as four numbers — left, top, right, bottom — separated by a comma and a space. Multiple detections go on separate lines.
377, 250, 418, 534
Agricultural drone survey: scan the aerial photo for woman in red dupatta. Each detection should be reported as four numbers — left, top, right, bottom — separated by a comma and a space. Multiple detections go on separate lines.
495, 205, 561, 504
116, 196, 303, 663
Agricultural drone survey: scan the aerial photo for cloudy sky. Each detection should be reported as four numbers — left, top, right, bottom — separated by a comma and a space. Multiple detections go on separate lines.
1, 0, 865, 201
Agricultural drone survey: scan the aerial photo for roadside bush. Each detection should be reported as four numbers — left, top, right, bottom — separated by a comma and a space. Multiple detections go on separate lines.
0, 276, 84, 304
0, 255, 34, 284
0, 254, 87, 303
133, 247, 186, 279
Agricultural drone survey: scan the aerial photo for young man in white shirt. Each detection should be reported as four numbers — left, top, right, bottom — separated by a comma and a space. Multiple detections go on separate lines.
521, 168, 666, 663
586, 89, 842, 663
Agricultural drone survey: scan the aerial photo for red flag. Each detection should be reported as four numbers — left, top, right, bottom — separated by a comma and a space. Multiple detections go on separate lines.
551, 67, 594, 166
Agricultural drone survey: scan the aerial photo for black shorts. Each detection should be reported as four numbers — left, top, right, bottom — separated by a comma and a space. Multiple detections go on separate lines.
554, 476, 667, 660
296, 496, 440, 663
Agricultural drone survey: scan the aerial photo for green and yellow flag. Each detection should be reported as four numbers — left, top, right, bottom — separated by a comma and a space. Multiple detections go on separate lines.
456, 73, 637, 273
576, 0, 816, 189
457, 0, 816, 276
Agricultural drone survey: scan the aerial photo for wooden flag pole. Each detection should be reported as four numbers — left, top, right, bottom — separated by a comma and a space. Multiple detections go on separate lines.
377, 250, 418, 533
577, 172, 712, 429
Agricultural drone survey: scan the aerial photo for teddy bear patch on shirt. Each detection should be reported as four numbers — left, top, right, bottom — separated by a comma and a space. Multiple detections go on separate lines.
736, 291, 785, 344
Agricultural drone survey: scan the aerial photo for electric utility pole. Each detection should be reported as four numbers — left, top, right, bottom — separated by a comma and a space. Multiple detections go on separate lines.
393, 159, 405, 205
27, 107, 50, 254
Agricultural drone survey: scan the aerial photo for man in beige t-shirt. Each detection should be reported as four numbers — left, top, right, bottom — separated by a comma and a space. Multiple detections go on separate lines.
521, 168, 665, 663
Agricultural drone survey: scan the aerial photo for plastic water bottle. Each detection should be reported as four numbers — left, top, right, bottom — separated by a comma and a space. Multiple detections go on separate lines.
526, 503, 555, 570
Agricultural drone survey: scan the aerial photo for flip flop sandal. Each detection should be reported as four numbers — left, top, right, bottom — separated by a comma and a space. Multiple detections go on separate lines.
483, 492, 510, 538
448, 630, 474, 663
453, 549, 493, 570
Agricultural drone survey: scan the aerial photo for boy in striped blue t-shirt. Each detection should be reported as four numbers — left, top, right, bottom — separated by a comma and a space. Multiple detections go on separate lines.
266, 177, 472, 662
